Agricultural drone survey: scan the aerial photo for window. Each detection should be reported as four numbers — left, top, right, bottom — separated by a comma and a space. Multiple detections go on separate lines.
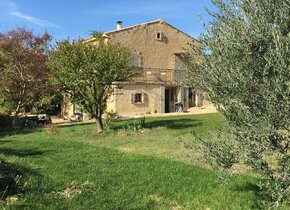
134, 93, 142, 103
131, 92, 147, 104
174, 53, 186, 70
131, 52, 142, 68
156, 32, 162, 41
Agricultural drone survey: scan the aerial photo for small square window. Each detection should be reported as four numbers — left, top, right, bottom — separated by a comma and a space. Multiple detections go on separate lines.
131, 92, 147, 104
134, 93, 142, 103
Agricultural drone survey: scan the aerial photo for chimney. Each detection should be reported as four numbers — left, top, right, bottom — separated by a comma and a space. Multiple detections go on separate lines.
117, 21, 122, 30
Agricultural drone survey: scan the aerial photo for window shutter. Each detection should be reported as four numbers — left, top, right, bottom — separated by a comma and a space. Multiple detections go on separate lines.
143, 93, 148, 103
131, 93, 135, 104
131, 52, 141, 68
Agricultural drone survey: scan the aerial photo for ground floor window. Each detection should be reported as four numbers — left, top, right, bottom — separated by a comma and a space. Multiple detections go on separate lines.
131, 92, 147, 104
135, 93, 143, 103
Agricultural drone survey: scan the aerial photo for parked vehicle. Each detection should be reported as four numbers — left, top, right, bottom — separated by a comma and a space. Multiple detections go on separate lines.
37, 114, 51, 125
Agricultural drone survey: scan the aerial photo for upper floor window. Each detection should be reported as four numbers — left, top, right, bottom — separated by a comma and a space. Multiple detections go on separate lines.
131, 52, 142, 68
156, 32, 162, 41
174, 53, 187, 70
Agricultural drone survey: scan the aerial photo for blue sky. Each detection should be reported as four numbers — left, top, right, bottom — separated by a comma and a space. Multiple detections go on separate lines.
0, 0, 216, 41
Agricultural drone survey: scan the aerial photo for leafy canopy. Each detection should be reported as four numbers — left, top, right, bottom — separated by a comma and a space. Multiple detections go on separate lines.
191, 0, 289, 208
0, 27, 51, 115
49, 36, 134, 132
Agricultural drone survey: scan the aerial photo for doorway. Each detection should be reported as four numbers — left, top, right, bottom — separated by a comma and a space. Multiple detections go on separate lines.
188, 88, 196, 107
165, 87, 176, 113
165, 89, 170, 113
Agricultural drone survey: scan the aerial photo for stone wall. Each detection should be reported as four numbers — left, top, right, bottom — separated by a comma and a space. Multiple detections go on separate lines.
106, 20, 199, 71
111, 84, 164, 116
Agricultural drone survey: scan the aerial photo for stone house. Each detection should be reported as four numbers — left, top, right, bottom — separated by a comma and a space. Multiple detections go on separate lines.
62, 19, 203, 119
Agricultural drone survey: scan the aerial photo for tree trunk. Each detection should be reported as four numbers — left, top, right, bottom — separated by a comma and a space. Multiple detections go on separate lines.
95, 117, 103, 133
11, 104, 21, 129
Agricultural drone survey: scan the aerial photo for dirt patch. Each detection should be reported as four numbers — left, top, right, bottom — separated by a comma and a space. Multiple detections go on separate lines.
118, 147, 136, 153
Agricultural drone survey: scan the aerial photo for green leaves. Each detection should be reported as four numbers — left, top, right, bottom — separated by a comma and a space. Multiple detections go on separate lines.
189, 0, 290, 208
49, 37, 134, 132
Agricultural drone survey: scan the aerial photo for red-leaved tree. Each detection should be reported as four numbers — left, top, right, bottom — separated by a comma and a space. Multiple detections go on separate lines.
0, 27, 51, 119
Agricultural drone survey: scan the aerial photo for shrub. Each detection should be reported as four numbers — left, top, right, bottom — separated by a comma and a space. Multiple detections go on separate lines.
43, 124, 59, 135
123, 117, 145, 132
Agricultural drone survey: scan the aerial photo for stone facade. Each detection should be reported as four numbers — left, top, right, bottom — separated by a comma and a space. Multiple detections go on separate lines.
62, 19, 203, 118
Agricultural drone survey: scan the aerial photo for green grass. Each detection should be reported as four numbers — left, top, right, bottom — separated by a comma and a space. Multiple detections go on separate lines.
66, 113, 225, 166
0, 113, 262, 209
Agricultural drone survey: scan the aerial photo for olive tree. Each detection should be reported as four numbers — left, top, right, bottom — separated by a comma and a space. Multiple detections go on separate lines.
190, 0, 289, 208
49, 35, 134, 133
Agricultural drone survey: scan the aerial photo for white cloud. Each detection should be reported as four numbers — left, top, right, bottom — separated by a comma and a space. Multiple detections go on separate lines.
10, 10, 60, 28
3, 0, 60, 28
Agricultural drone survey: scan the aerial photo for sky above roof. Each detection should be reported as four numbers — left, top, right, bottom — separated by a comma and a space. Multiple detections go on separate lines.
0, 0, 216, 41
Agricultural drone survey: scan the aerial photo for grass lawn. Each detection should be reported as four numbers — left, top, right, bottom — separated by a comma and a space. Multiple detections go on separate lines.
0, 113, 262, 209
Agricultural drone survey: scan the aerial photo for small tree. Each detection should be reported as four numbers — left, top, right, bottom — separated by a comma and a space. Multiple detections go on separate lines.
0, 27, 51, 120
49, 35, 134, 133
190, 0, 289, 208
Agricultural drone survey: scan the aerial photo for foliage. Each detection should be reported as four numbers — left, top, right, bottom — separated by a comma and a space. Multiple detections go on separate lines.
122, 117, 146, 132
103, 110, 118, 130
49, 35, 134, 133
0, 115, 12, 128
0, 27, 52, 116
190, 131, 238, 170
190, 0, 290, 208
0, 92, 11, 114
43, 124, 59, 135
35, 92, 62, 115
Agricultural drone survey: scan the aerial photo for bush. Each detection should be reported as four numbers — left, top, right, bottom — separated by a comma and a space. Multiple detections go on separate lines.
104, 111, 118, 130
123, 117, 145, 132
43, 124, 59, 135
0, 115, 12, 128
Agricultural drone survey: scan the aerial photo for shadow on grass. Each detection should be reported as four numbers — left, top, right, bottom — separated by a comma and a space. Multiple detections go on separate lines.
145, 118, 202, 130
110, 117, 202, 131
0, 148, 47, 157
0, 127, 43, 139
0, 160, 41, 200
233, 182, 263, 209
0, 140, 12, 144
0, 147, 47, 201
56, 121, 95, 128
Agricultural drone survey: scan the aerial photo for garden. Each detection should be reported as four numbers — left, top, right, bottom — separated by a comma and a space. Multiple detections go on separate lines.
0, 113, 267, 209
